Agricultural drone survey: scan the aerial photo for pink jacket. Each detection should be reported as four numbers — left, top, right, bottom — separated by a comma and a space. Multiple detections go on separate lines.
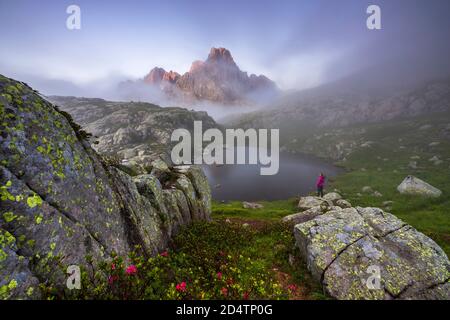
316, 175, 325, 188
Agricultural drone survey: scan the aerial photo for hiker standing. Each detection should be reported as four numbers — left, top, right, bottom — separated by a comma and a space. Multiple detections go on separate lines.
316, 173, 325, 198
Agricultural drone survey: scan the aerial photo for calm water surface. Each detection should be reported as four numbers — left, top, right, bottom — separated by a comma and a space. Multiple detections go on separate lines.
202, 148, 343, 201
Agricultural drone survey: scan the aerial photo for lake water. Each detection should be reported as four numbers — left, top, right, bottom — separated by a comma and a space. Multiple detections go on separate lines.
202, 148, 343, 201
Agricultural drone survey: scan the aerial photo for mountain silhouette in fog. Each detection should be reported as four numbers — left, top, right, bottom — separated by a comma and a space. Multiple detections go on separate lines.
119, 47, 279, 106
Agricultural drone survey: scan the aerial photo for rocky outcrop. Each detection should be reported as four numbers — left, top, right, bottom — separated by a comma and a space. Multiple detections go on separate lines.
229, 78, 450, 160
123, 47, 279, 106
231, 78, 450, 133
322, 192, 342, 202
283, 193, 349, 225
48, 96, 217, 166
290, 194, 449, 300
397, 175, 442, 197
0, 75, 211, 299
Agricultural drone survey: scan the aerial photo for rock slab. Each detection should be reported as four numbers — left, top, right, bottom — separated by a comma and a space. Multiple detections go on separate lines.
293, 203, 449, 300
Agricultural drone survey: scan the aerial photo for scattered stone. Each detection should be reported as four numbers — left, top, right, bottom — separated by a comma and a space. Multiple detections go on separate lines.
429, 142, 440, 147
242, 201, 264, 209
362, 186, 373, 193
419, 124, 432, 130
299, 196, 333, 211
323, 192, 342, 203
361, 141, 374, 148
397, 175, 442, 197
372, 191, 383, 197
282, 206, 327, 225
336, 199, 352, 208
429, 156, 440, 162
242, 223, 250, 228
382, 201, 394, 207
410, 155, 421, 160
408, 161, 418, 169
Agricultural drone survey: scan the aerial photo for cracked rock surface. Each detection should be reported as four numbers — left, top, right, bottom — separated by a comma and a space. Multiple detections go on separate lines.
293, 195, 450, 300
0, 75, 211, 299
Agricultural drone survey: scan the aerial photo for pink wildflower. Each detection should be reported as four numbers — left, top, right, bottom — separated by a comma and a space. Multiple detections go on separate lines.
160, 251, 169, 257
125, 265, 137, 275
176, 282, 187, 292
221, 287, 228, 296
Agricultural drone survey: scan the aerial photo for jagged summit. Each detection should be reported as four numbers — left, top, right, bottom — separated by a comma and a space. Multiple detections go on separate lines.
125, 47, 279, 106
206, 47, 236, 65
144, 67, 180, 85
143, 67, 166, 84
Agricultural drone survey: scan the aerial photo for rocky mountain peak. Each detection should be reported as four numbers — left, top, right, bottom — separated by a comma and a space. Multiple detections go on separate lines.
189, 60, 205, 73
162, 70, 181, 83
143, 67, 166, 84
206, 47, 236, 65
126, 47, 279, 106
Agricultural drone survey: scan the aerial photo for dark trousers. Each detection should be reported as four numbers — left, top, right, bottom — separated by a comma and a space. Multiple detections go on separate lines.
317, 186, 324, 198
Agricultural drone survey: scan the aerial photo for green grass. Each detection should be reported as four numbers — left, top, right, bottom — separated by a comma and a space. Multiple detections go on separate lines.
211, 199, 328, 299
209, 212, 327, 299
212, 199, 299, 221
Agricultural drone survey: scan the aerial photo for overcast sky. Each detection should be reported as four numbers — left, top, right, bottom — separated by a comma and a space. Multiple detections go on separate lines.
1, 0, 449, 94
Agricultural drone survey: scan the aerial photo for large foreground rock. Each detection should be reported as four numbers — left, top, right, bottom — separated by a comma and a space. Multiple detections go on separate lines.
0, 75, 211, 299
397, 175, 442, 197
294, 206, 450, 300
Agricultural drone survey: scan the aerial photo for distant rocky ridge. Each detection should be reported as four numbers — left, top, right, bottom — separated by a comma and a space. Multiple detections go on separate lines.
285, 193, 450, 300
120, 47, 279, 106
229, 78, 450, 130
48, 96, 218, 168
0, 75, 211, 299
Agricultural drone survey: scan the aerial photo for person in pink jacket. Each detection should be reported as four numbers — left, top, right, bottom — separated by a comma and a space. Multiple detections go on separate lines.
316, 172, 325, 198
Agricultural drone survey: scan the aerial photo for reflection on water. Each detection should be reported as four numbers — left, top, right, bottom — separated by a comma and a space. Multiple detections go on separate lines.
202, 148, 343, 201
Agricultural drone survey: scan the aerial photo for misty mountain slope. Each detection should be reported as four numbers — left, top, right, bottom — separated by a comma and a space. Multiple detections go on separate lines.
48, 96, 218, 166
228, 77, 450, 133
